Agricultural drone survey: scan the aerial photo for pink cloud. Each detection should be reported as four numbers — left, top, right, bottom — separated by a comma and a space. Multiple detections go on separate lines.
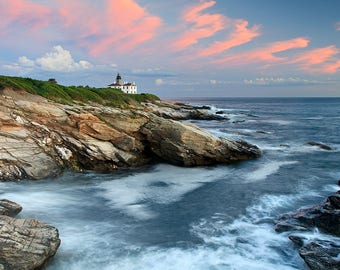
290, 45, 340, 74
197, 19, 261, 57
81, 0, 162, 55
323, 59, 340, 73
291, 45, 338, 65
214, 37, 310, 65
172, 1, 225, 51
57, 1, 100, 39
0, 0, 51, 32
0, 0, 161, 56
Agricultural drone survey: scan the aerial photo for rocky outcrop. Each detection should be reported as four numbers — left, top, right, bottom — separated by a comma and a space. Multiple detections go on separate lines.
276, 190, 340, 270
0, 88, 261, 181
144, 101, 226, 120
298, 240, 340, 270
0, 199, 60, 270
275, 191, 340, 235
140, 114, 260, 166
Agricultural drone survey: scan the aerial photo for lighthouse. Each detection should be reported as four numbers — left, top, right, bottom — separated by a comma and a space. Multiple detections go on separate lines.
108, 73, 137, 94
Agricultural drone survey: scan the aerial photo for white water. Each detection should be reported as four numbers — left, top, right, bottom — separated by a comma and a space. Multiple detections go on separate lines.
1, 97, 340, 269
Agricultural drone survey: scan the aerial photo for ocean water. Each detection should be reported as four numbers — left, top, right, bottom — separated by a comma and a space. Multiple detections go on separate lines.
1, 97, 340, 269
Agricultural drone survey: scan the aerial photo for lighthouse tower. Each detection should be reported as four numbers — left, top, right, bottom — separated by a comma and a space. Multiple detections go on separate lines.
116, 73, 122, 85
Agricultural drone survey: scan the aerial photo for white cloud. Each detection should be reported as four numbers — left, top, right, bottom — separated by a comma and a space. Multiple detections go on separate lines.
18, 56, 35, 67
18, 45, 92, 72
155, 78, 163, 86
210, 79, 217, 84
244, 77, 321, 86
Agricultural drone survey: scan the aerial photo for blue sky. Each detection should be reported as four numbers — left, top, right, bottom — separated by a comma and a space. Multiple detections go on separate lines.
0, 0, 340, 97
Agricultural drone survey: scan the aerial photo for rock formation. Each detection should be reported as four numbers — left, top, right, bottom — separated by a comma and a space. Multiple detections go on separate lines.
0, 199, 60, 270
276, 190, 340, 270
0, 88, 261, 181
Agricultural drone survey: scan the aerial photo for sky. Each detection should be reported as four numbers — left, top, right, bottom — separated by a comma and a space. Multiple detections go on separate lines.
1, 0, 340, 97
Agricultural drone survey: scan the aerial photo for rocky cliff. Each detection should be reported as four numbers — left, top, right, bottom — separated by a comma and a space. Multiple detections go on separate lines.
0, 87, 261, 181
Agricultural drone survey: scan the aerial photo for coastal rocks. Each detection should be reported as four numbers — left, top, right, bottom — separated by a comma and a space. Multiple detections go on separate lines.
275, 191, 340, 235
276, 190, 340, 270
144, 101, 226, 121
0, 87, 261, 181
299, 240, 340, 270
0, 200, 60, 270
141, 114, 261, 166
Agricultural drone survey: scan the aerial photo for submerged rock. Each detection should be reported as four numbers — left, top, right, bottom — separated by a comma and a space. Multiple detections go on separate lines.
0, 200, 60, 270
306, 141, 333, 150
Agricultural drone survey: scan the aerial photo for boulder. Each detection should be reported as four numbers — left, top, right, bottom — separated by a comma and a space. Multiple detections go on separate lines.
0, 215, 60, 270
0, 199, 22, 217
0, 199, 60, 270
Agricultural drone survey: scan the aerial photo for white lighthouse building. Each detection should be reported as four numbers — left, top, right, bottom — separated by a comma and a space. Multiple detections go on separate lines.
108, 73, 137, 94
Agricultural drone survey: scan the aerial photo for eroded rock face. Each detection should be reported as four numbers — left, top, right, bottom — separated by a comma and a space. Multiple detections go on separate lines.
141, 114, 261, 166
0, 88, 261, 181
0, 199, 60, 270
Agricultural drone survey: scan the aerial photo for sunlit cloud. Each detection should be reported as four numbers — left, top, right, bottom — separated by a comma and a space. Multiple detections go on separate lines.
172, 0, 225, 50
198, 19, 261, 57
214, 37, 310, 65
87, 0, 162, 55
17, 45, 92, 72
0, 0, 162, 56
290, 45, 339, 73
322, 59, 340, 73
0, 0, 51, 34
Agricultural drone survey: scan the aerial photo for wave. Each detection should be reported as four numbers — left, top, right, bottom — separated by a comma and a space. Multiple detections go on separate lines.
244, 160, 298, 183
96, 164, 228, 220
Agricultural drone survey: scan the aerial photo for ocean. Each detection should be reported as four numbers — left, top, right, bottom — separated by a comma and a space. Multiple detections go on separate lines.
1, 97, 340, 269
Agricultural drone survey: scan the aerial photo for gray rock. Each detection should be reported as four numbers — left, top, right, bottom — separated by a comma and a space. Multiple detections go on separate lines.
299, 240, 340, 270
140, 114, 261, 166
0, 200, 22, 217
275, 191, 340, 236
0, 215, 60, 270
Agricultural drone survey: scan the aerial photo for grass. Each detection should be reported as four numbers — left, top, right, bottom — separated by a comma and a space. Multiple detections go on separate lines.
0, 75, 160, 107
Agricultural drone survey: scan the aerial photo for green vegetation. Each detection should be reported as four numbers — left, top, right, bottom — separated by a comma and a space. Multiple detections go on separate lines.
0, 75, 160, 107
